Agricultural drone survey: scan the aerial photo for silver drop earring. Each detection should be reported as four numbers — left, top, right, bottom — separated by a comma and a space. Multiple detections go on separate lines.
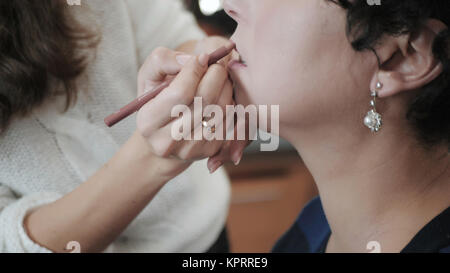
363, 82, 383, 132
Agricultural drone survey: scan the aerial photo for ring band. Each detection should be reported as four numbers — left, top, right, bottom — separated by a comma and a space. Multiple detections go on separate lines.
202, 118, 216, 133
202, 120, 209, 128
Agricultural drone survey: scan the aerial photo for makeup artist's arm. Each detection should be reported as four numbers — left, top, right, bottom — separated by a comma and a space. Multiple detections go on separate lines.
24, 131, 187, 253
23, 56, 214, 253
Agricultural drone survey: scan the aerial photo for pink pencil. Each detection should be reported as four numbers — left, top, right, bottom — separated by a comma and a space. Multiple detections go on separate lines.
104, 42, 236, 127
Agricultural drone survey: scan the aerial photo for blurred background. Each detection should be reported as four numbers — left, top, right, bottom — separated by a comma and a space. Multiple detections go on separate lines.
182, 0, 318, 253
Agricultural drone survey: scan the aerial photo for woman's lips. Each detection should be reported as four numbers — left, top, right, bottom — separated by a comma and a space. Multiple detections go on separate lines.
228, 46, 247, 70
228, 41, 247, 69
228, 59, 247, 69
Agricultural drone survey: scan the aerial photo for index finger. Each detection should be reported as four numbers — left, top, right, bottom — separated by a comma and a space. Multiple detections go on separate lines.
137, 54, 209, 131
138, 47, 191, 96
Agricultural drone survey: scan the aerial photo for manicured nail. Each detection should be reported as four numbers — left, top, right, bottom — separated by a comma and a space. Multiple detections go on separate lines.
176, 54, 192, 66
198, 53, 209, 67
208, 160, 223, 174
233, 151, 243, 166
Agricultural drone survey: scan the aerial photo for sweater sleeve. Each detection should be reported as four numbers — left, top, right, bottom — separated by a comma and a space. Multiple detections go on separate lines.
0, 184, 61, 253
125, 0, 206, 66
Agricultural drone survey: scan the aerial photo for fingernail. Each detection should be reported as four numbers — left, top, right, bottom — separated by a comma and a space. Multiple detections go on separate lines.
233, 151, 243, 166
198, 53, 209, 67
176, 54, 192, 66
208, 160, 222, 174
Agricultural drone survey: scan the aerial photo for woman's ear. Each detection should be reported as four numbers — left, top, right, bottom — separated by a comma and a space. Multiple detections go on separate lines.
370, 19, 447, 98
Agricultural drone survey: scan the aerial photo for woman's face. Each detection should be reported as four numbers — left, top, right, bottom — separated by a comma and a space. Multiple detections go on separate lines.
225, 0, 377, 140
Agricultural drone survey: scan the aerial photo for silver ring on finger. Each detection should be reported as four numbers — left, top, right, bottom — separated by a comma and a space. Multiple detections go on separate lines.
202, 117, 216, 133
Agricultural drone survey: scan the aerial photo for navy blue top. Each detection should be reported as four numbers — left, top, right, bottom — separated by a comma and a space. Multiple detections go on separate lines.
272, 196, 450, 253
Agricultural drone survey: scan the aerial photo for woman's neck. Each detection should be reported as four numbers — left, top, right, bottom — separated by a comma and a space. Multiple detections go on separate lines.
285, 122, 450, 252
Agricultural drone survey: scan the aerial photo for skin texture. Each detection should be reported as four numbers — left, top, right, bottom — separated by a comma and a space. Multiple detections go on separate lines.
224, 0, 450, 252
24, 38, 242, 253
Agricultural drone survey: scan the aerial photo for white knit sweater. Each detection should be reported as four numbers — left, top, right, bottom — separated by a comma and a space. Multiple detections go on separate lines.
0, 0, 230, 253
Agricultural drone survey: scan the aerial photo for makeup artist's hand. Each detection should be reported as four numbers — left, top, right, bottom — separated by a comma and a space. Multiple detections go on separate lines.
194, 37, 251, 172
136, 43, 246, 177
23, 40, 248, 253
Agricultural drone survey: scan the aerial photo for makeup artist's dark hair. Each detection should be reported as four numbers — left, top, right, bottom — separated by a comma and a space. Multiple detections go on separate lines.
0, 0, 99, 132
329, 0, 450, 150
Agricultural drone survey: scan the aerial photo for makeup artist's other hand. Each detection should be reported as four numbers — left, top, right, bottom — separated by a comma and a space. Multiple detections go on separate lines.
191, 37, 250, 172
136, 37, 236, 97
194, 37, 251, 173
136, 45, 240, 178
193, 36, 236, 62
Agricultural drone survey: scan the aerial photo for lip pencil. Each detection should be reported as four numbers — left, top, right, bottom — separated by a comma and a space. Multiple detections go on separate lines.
104, 42, 236, 127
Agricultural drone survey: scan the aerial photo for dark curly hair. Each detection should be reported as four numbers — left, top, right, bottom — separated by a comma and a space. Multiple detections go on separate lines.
0, 0, 99, 132
329, 0, 450, 150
